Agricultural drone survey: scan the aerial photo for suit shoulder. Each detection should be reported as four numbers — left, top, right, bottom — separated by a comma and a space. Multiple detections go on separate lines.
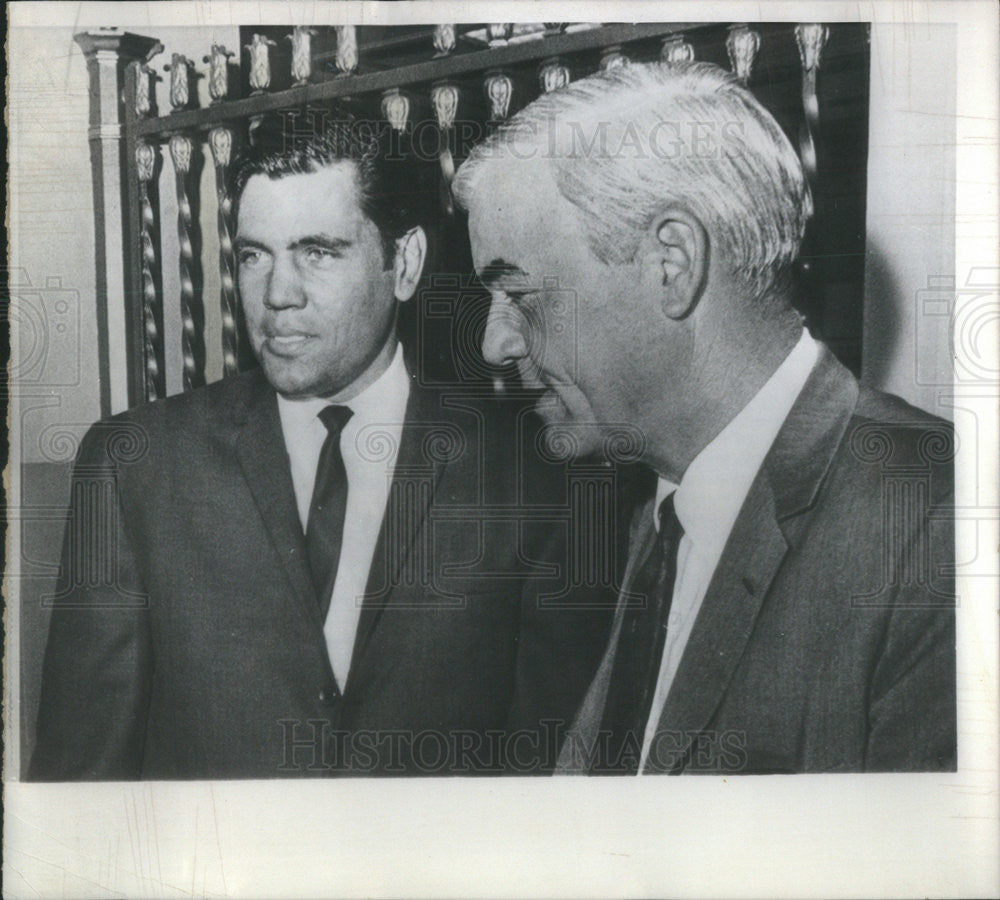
844, 385, 954, 503
72, 368, 268, 464
855, 382, 950, 430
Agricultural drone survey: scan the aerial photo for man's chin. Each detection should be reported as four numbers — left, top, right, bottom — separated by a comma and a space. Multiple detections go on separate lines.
530, 390, 595, 458
261, 359, 334, 401
537, 421, 603, 462
534, 386, 573, 421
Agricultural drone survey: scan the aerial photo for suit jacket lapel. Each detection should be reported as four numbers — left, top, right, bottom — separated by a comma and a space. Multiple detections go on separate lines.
349, 378, 452, 676
650, 347, 859, 771
650, 475, 787, 770
234, 377, 319, 626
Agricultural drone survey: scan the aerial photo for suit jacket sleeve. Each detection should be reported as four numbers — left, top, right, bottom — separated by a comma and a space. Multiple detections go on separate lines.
865, 479, 956, 772
29, 422, 153, 780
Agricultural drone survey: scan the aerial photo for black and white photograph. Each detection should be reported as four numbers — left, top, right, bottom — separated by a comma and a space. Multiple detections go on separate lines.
4, 1, 998, 896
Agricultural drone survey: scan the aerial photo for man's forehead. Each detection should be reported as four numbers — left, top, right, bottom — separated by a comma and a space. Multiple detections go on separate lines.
473, 151, 555, 204
466, 154, 562, 265
237, 162, 364, 231
240, 161, 360, 206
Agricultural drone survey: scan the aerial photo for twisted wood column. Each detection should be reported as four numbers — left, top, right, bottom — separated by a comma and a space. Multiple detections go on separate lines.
168, 134, 202, 391
205, 44, 239, 378
209, 127, 239, 378
794, 24, 830, 189
135, 141, 161, 401
431, 81, 460, 215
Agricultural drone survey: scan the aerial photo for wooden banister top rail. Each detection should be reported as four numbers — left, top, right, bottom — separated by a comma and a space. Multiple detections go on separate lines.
134, 22, 704, 138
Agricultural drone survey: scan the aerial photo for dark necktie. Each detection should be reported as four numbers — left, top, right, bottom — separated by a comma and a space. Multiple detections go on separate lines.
306, 405, 353, 620
598, 491, 684, 773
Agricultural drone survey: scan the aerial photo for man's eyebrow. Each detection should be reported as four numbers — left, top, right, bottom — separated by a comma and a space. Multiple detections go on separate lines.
288, 234, 353, 252
479, 259, 531, 288
233, 236, 268, 253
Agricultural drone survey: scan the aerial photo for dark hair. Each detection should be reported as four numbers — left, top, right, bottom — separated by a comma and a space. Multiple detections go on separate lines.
231, 106, 432, 263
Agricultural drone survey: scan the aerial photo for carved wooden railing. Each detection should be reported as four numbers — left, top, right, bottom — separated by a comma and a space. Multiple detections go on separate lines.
75, 22, 859, 415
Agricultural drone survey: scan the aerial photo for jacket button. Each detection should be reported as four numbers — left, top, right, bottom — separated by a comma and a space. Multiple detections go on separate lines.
318, 687, 338, 706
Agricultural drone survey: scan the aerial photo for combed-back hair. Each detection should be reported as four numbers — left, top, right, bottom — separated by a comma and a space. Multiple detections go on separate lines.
453, 61, 812, 301
232, 105, 433, 264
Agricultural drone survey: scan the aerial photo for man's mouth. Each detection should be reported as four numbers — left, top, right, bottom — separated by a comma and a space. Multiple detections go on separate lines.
535, 385, 570, 419
264, 333, 314, 354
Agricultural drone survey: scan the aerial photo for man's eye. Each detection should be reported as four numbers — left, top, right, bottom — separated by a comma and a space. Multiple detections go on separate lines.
237, 249, 263, 266
303, 246, 339, 263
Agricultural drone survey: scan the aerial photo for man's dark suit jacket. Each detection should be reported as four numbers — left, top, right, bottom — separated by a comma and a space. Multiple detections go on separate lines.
30, 366, 613, 779
557, 347, 957, 774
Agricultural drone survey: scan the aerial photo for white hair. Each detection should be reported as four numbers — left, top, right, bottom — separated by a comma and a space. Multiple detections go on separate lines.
453, 61, 813, 301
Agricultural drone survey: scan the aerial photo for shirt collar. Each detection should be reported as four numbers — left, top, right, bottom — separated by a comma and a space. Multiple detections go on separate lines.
653, 329, 820, 567
276, 342, 411, 437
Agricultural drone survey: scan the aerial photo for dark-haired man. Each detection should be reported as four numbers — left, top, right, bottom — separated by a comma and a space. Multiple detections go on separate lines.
31, 114, 611, 779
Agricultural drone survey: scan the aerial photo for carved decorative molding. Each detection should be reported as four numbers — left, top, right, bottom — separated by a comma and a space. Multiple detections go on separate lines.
726, 24, 761, 83
246, 34, 276, 92
289, 26, 316, 86
204, 43, 234, 103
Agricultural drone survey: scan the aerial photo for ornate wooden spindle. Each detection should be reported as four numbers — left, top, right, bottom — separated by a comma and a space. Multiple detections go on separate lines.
794, 24, 830, 188
202, 42, 239, 378
381, 88, 410, 132
130, 58, 155, 116
244, 34, 275, 142
203, 43, 234, 102
288, 26, 315, 86
208, 128, 239, 378
135, 141, 161, 402
246, 34, 276, 92
661, 35, 695, 62
726, 24, 761, 83
168, 134, 202, 391
433, 24, 456, 56
335, 26, 358, 74
163, 53, 195, 108
600, 45, 628, 71
487, 24, 513, 46
129, 59, 162, 401
484, 70, 513, 121
539, 57, 571, 93
431, 82, 459, 134
431, 81, 460, 214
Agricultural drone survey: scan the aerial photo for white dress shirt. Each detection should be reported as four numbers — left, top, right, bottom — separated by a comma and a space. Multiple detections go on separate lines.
277, 344, 410, 691
637, 329, 820, 772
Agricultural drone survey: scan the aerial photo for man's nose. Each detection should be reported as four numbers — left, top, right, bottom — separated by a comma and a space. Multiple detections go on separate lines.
482, 296, 529, 368
264, 255, 307, 310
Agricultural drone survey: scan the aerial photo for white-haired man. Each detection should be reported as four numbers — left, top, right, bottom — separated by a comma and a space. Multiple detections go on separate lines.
453, 61, 955, 774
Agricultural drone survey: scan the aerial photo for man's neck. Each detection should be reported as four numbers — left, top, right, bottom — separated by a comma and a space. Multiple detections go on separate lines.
641, 311, 803, 482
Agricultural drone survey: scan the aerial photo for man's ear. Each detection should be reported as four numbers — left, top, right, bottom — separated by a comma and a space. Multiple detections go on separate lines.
645, 207, 708, 320
393, 226, 428, 302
